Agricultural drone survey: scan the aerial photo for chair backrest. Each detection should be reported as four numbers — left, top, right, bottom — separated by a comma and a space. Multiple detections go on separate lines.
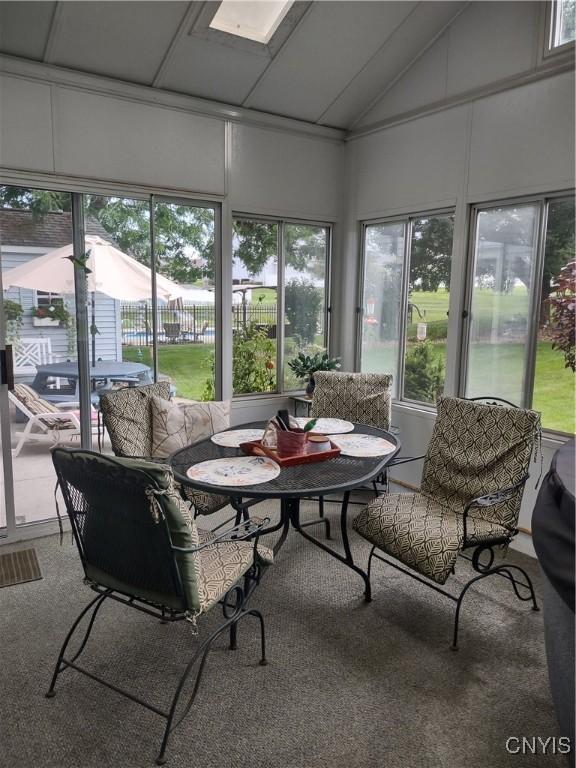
52, 449, 202, 613
14, 337, 54, 376
163, 323, 181, 340
311, 371, 392, 429
420, 396, 541, 529
9, 382, 61, 419
100, 381, 171, 458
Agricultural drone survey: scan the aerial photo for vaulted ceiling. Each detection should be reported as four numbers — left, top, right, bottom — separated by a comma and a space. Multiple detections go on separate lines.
0, 1, 466, 129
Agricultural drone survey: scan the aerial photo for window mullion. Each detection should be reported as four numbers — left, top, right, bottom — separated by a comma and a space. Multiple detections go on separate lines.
276, 221, 284, 394
397, 219, 412, 401
523, 200, 549, 409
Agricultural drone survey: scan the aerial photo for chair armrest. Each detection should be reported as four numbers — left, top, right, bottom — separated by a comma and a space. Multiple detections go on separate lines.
461, 476, 528, 544
172, 516, 271, 554
388, 454, 426, 468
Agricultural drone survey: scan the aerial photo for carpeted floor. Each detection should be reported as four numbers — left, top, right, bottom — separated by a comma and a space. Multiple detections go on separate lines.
0, 499, 564, 768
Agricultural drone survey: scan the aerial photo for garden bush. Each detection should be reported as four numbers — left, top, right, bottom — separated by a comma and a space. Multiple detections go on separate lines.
284, 278, 323, 345
404, 341, 445, 404
203, 323, 276, 398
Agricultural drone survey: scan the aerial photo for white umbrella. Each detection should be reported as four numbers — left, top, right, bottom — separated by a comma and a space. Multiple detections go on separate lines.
3, 235, 185, 365
2, 235, 183, 301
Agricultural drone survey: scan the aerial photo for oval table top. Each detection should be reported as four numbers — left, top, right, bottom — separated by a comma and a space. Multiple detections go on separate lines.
170, 420, 401, 500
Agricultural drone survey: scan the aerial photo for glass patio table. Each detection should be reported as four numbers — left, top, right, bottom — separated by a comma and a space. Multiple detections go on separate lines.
30, 360, 152, 403
171, 421, 401, 599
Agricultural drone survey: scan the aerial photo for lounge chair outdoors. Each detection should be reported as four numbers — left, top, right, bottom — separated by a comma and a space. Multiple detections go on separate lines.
8, 383, 98, 457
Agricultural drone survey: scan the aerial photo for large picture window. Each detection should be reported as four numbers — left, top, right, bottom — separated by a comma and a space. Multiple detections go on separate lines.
231, 217, 330, 396
359, 212, 454, 404
465, 195, 575, 434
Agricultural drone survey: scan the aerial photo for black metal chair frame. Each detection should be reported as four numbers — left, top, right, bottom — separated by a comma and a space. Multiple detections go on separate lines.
358, 396, 540, 649
48, 449, 271, 766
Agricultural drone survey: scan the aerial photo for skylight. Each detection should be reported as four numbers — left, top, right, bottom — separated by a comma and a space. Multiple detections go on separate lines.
209, 1, 294, 45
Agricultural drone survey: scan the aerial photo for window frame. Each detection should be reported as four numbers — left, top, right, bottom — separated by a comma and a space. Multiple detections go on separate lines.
543, 0, 576, 58
356, 207, 455, 405
460, 190, 575, 435
231, 212, 332, 398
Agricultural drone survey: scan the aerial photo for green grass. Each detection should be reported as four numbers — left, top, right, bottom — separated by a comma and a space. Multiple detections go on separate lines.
363, 339, 574, 433
123, 343, 214, 400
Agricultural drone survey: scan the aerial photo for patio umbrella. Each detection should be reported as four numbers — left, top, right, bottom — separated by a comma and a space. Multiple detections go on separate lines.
3, 235, 184, 364
2, 236, 182, 301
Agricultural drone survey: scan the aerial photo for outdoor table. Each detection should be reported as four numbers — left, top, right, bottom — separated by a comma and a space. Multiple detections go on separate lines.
30, 360, 152, 403
171, 421, 401, 599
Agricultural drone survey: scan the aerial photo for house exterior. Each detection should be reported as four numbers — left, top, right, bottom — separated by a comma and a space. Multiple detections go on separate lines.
0, 209, 122, 364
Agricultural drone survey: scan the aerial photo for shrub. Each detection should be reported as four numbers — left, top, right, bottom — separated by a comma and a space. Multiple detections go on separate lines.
284, 279, 323, 345
3, 299, 23, 346
203, 323, 276, 398
549, 260, 576, 372
403, 341, 445, 404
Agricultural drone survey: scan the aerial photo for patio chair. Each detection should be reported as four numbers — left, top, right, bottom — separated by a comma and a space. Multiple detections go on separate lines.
163, 323, 181, 343
99, 383, 230, 519
8, 383, 98, 457
311, 371, 396, 502
352, 396, 542, 648
311, 371, 392, 429
48, 448, 272, 765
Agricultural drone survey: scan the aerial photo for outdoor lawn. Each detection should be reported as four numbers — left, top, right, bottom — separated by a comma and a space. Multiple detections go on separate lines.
363, 340, 574, 434
123, 343, 214, 400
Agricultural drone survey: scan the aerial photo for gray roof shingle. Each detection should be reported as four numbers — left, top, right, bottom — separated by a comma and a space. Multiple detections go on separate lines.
0, 209, 114, 248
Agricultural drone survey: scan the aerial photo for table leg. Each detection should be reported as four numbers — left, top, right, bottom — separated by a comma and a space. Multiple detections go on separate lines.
232, 497, 291, 557
292, 491, 372, 601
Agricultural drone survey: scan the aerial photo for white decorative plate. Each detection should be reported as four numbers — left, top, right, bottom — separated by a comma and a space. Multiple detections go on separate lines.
186, 456, 280, 486
294, 417, 354, 434
327, 433, 396, 457
211, 429, 265, 447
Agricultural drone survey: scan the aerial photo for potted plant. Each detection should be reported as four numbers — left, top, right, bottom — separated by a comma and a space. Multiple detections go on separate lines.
32, 302, 71, 327
287, 351, 341, 396
3, 299, 24, 345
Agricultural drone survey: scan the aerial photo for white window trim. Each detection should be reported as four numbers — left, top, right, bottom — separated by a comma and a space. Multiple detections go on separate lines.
231, 213, 332, 398
356, 208, 455, 406
542, 0, 576, 59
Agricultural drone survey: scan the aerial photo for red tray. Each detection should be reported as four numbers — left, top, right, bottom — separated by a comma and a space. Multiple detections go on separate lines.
239, 439, 341, 467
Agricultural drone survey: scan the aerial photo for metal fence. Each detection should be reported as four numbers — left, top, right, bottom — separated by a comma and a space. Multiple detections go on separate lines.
121, 303, 278, 345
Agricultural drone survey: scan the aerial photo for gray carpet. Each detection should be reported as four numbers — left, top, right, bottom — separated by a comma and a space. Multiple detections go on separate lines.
0, 499, 563, 768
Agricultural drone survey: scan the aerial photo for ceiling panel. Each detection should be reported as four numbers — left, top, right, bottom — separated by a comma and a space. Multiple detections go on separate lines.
47, 1, 189, 84
321, 2, 465, 128
243, 1, 417, 123
159, 34, 270, 104
0, 1, 55, 60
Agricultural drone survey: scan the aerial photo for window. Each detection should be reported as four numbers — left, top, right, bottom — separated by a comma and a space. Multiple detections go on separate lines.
533, 197, 575, 433
550, 0, 576, 48
359, 213, 454, 403
232, 217, 330, 396
210, 1, 293, 44
464, 196, 575, 434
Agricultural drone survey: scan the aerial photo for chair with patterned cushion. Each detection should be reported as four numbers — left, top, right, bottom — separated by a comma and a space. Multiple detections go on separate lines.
49, 448, 273, 766
352, 396, 542, 649
311, 371, 395, 500
100, 383, 230, 519
311, 371, 392, 429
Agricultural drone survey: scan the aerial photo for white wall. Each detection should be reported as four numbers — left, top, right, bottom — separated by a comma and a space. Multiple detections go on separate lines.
339, 3, 575, 553
0, 71, 344, 223
355, 1, 548, 129
0, 66, 344, 418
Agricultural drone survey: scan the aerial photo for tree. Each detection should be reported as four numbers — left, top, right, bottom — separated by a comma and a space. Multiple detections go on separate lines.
0, 187, 214, 284
410, 216, 454, 291
232, 220, 326, 277
284, 278, 323, 344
